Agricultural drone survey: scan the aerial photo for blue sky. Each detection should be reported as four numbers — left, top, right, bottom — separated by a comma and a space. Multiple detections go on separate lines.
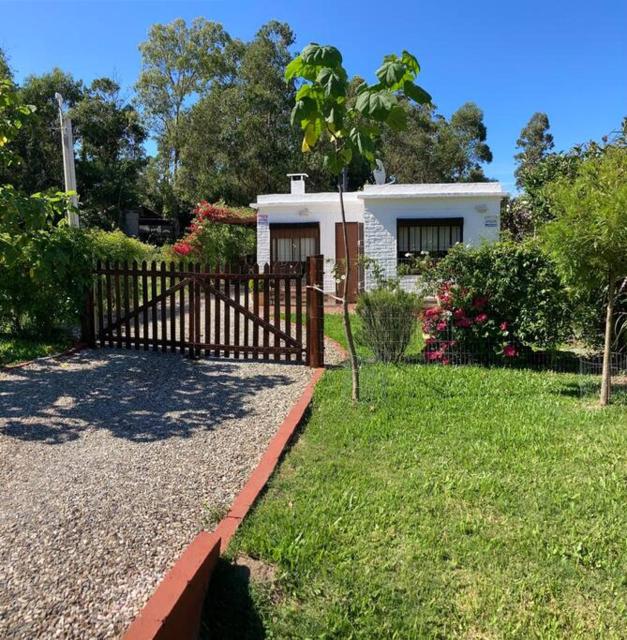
1, 0, 625, 192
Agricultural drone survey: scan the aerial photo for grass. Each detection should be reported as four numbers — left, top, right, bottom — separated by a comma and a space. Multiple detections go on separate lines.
202, 316, 627, 639
324, 311, 424, 360
0, 334, 72, 367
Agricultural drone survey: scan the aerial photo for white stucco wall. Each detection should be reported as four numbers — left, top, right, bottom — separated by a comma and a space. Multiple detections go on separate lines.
254, 186, 504, 296
256, 196, 362, 294
361, 196, 501, 289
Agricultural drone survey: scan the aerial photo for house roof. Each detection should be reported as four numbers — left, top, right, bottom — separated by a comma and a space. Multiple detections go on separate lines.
252, 182, 507, 208
252, 192, 361, 208
357, 182, 507, 199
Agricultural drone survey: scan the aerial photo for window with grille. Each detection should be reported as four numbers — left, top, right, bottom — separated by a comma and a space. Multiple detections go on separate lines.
397, 218, 463, 264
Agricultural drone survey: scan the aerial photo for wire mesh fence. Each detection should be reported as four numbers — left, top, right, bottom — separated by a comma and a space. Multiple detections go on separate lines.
327, 316, 627, 406
579, 352, 627, 403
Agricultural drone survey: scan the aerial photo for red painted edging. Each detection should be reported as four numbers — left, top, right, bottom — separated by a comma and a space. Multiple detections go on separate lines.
121, 531, 220, 640
123, 366, 326, 640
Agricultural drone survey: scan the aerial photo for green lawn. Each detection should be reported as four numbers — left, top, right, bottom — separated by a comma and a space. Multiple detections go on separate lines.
203, 318, 627, 639
0, 334, 72, 367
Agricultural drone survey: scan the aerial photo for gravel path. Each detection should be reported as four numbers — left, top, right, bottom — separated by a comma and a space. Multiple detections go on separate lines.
0, 349, 312, 639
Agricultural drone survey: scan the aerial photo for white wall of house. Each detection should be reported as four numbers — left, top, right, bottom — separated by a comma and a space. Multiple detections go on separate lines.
256, 194, 362, 294
254, 181, 506, 297
360, 194, 502, 289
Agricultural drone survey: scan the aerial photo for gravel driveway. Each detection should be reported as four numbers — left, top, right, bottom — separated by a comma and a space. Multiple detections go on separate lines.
0, 349, 312, 639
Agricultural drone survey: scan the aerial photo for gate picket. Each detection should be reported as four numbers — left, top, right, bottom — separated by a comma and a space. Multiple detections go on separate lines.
132, 261, 140, 350
123, 261, 131, 349
89, 259, 320, 366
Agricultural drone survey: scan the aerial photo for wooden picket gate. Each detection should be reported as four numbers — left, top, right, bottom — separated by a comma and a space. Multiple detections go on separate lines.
82, 255, 324, 367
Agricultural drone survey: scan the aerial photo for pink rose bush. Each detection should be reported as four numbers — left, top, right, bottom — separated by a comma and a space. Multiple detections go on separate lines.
422, 281, 520, 364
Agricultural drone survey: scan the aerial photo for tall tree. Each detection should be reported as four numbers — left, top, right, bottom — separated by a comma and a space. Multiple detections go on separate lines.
0, 69, 83, 193
177, 21, 299, 205
136, 18, 232, 182
543, 146, 627, 405
0, 48, 11, 81
514, 112, 554, 188
381, 101, 493, 182
71, 78, 146, 228
287, 43, 431, 401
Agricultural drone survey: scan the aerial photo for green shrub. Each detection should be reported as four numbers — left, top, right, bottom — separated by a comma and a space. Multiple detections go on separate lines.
85, 229, 157, 264
356, 285, 421, 363
0, 187, 89, 335
427, 240, 572, 349
0, 186, 157, 336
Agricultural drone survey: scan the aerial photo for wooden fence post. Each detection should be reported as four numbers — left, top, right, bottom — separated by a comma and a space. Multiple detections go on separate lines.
306, 255, 324, 368
81, 280, 96, 347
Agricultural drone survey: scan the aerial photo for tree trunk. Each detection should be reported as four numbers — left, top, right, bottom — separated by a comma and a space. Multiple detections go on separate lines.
338, 180, 360, 402
600, 271, 616, 406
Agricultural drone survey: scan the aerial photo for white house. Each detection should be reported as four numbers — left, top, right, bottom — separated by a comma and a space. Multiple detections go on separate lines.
252, 174, 507, 301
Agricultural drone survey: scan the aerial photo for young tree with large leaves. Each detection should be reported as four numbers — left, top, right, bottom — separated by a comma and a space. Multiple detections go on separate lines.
286, 43, 431, 401
543, 146, 627, 405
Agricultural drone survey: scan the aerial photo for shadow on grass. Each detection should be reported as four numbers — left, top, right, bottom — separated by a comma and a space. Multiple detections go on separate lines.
200, 558, 266, 640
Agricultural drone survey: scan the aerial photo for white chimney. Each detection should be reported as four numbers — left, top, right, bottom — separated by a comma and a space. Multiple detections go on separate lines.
288, 173, 308, 195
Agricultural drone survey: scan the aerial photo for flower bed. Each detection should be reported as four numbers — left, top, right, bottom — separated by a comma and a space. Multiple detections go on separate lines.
422, 281, 518, 364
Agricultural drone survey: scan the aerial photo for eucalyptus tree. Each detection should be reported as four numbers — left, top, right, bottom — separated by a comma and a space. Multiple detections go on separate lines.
71, 78, 147, 228
381, 101, 493, 183
0, 69, 83, 193
177, 21, 299, 206
136, 18, 233, 182
286, 43, 431, 401
514, 112, 554, 189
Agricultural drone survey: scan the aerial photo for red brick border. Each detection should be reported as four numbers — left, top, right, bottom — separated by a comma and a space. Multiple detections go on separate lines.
122, 366, 326, 640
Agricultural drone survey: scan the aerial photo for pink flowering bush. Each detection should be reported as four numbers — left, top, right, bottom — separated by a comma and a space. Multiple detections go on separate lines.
422, 281, 520, 364
170, 201, 255, 265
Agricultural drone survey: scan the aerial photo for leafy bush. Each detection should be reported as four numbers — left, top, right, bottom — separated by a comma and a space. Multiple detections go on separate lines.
0, 187, 157, 336
86, 229, 156, 264
427, 241, 572, 349
422, 281, 518, 363
0, 186, 91, 335
356, 284, 421, 363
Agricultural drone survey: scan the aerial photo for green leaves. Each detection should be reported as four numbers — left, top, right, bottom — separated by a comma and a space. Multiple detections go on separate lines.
355, 90, 397, 120
286, 43, 430, 174
316, 67, 347, 97
302, 118, 322, 152
375, 60, 406, 88
403, 81, 432, 105
300, 43, 342, 67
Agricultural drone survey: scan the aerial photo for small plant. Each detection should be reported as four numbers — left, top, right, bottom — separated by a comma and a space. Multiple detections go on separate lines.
397, 251, 437, 276
356, 281, 421, 363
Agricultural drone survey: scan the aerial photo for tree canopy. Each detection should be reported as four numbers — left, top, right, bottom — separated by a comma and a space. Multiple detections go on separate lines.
514, 112, 554, 188
381, 101, 493, 183
542, 145, 627, 404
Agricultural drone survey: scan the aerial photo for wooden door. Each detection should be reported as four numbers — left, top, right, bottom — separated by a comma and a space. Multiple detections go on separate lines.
335, 222, 363, 303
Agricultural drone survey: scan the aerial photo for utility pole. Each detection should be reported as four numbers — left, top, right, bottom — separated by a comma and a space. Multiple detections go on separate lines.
55, 93, 80, 228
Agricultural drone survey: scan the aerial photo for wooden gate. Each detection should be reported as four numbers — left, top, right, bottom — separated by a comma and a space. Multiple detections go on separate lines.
83, 255, 324, 367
